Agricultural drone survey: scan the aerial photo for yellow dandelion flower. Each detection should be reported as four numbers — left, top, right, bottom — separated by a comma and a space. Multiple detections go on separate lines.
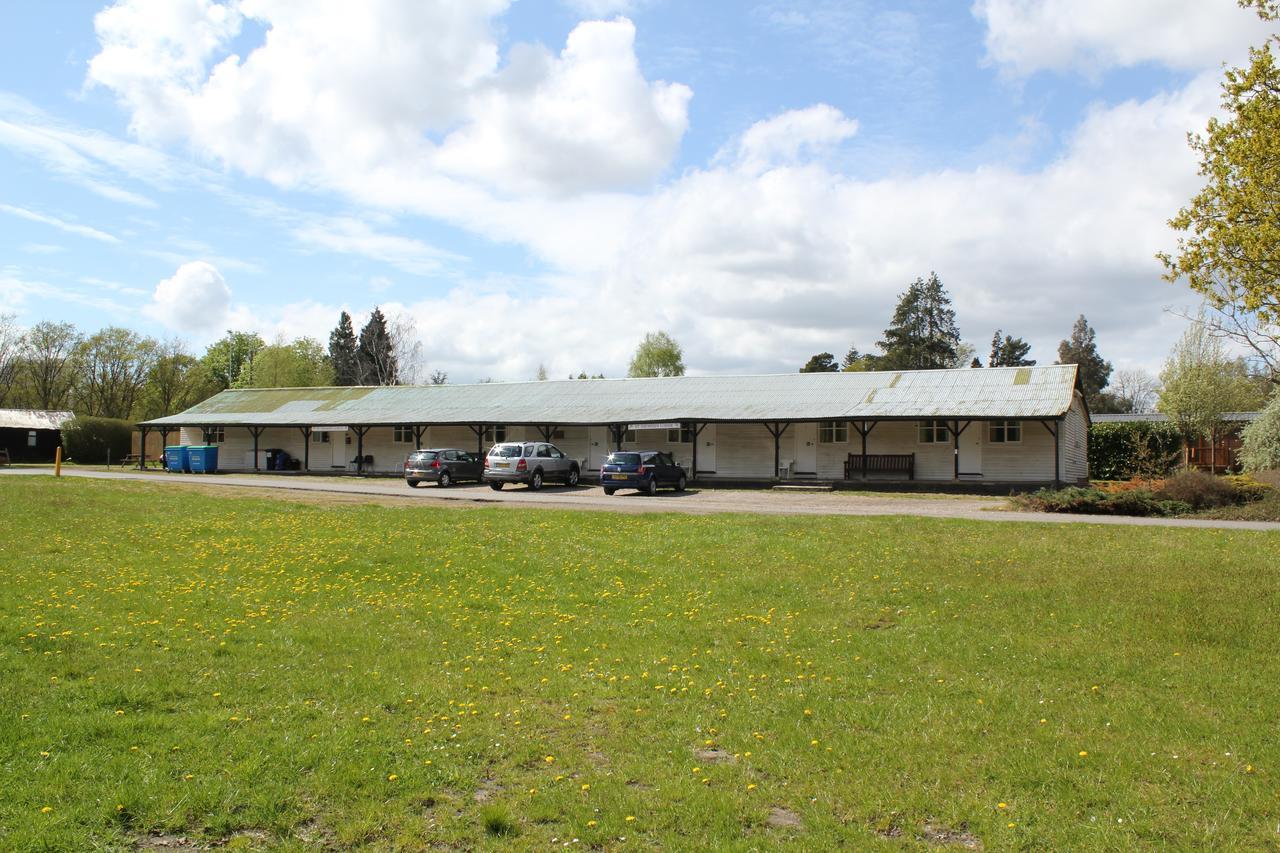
625, 815, 636, 822
747, 783, 757, 790
581, 783, 590, 791
1079, 751, 1088, 757
41, 806, 53, 814
388, 774, 398, 781
997, 803, 1007, 809
587, 820, 597, 827
544, 755, 555, 763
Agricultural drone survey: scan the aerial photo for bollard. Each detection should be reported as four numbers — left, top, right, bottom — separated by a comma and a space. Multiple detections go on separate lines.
55, 446, 62, 477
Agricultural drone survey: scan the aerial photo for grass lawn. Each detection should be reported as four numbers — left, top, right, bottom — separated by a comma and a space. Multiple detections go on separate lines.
2, 477, 1278, 849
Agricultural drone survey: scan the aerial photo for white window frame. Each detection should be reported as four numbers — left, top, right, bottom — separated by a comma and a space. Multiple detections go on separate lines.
918, 420, 949, 444
483, 425, 507, 443
989, 420, 1022, 444
818, 421, 848, 444
27, 430, 38, 447
623, 429, 636, 443
667, 426, 692, 444
206, 427, 225, 444
392, 426, 414, 444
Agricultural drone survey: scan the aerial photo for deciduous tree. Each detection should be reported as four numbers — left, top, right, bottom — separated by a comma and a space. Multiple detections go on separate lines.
0, 313, 24, 408
202, 331, 264, 389
77, 326, 157, 419
21, 321, 81, 411
1159, 0, 1280, 380
628, 331, 685, 377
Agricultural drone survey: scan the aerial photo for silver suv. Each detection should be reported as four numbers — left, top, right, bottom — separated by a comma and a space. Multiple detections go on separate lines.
484, 441, 580, 491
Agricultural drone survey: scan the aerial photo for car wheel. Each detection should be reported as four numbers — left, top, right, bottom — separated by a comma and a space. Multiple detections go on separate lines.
566, 466, 580, 486
646, 477, 657, 496
530, 470, 543, 491
675, 474, 686, 491
603, 488, 616, 496
489, 481, 503, 491
438, 471, 452, 487
407, 480, 421, 489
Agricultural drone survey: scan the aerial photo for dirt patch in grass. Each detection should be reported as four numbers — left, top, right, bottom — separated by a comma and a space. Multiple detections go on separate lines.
766, 807, 802, 829
693, 747, 736, 764
134, 834, 200, 849
921, 822, 982, 848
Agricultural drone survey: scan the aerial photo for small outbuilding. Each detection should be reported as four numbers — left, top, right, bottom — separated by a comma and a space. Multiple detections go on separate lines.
139, 365, 1090, 486
0, 409, 74, 463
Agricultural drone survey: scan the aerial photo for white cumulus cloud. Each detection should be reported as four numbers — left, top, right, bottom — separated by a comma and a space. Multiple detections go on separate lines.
973, 0, 1272, 76
145, 260, 233, 333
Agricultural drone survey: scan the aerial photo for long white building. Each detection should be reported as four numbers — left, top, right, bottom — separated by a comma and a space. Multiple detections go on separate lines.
138, 364, 1090, 485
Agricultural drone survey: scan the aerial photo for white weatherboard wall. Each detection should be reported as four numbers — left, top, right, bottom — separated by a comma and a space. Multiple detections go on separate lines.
1062, 394, 1089, 482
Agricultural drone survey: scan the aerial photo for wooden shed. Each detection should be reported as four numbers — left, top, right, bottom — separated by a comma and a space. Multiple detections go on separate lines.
0, 409, 74, 463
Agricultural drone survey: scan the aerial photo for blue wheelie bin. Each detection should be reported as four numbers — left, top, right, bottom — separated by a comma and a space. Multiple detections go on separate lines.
165, 445, 190, 473
187, 445, 219, 473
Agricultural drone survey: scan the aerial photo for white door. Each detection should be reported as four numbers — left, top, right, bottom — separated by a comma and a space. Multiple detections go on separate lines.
696, 424, 716, 475
794, 423, 817, 476
587, 427, 609, 471
958, 422, 983, 477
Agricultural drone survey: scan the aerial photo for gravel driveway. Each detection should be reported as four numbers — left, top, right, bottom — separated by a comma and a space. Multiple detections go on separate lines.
5, 467, 1279, 531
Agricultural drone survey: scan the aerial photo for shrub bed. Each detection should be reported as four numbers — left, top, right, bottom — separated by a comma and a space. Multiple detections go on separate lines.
1016, 472, 1272, 518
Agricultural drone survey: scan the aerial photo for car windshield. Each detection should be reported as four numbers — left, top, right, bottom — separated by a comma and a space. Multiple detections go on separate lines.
490, 445, 524, 458
606, 452, 641, 466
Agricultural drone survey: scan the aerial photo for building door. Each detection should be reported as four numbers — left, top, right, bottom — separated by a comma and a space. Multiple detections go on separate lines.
958, 423, 983, 477
587, 426, 609, 471
696, 424, 716, 475
793, 423, 817, 476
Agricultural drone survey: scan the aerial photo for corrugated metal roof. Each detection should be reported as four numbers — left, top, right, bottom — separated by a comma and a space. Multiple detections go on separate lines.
1093, 411, 1259, 424
0, 409, 75, 430
140, 365, 1082, 428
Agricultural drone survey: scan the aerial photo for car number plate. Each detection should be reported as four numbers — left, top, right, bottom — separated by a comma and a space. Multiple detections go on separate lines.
608, 473, 628, 479
494, 461, 509, 468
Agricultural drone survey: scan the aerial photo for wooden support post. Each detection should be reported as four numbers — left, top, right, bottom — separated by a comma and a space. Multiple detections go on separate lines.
469, 425, 485, 456
765, 422, 790, 479
413, 425, 428, 450
611, 424, 624, 451
249, 426, 264, 471
949, 420, 971, 480
850, 420, 877, 480
1039, 420, 1061, 487
538, 425, 555, 442
353, 426, 368, 475
299, 427, 312, 471
137, 427, 148, 469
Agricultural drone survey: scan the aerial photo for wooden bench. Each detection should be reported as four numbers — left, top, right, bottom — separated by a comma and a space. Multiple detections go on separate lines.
120, 454, 164, 469
843, 452, 915, 480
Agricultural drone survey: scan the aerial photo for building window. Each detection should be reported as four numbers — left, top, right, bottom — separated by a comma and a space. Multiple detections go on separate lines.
918, 420, 949, 444
393, 426, 414, 443
484, 425, 507, 443
818, 421, 848, 443
204, 427, 225, 443
667, 425, 692, 443
989, 420, 1022, 444
623, 429, 636, 443
313, 431, 330, 444
27, 430, 37, 447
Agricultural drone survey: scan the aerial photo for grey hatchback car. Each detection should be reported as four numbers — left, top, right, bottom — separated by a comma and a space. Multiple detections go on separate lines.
483, 441, 580, 490
404, 448, 483, 488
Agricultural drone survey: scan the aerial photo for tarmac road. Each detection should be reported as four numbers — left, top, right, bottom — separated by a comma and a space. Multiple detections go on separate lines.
5, 467, 1279, 531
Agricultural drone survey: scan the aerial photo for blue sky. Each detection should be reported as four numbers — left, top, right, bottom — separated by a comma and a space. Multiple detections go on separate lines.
0, 1, 1272, 382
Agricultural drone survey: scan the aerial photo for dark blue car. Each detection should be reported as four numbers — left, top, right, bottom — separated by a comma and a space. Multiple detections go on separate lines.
599, 450, 687, 495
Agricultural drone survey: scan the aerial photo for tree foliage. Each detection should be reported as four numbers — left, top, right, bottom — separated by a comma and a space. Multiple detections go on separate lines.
628, 331, 685, 378
1056, 315, 1113, 410
1087, 421, 1184, 480
77, 327, 157, 419
1240, 388, 1280, 470
876, 273, 960, 370
357, 308, 398, 385
236, 337, 333, 388
1159, 1, 1280, 380
1109, 368, 1160, 414
0, 313, 24, 408
800, 352, 839, 373
21, 321, 82, 411
1158, 317, 1268, 447
988, 330, 1036, 367
137, 340, 211, 420
202, 331, 264, 389
328, 312, 360, 386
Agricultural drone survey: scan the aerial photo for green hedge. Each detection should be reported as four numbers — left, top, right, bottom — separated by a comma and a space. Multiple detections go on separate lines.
1088, 420, 1183, 480
61, 416, 134, 465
